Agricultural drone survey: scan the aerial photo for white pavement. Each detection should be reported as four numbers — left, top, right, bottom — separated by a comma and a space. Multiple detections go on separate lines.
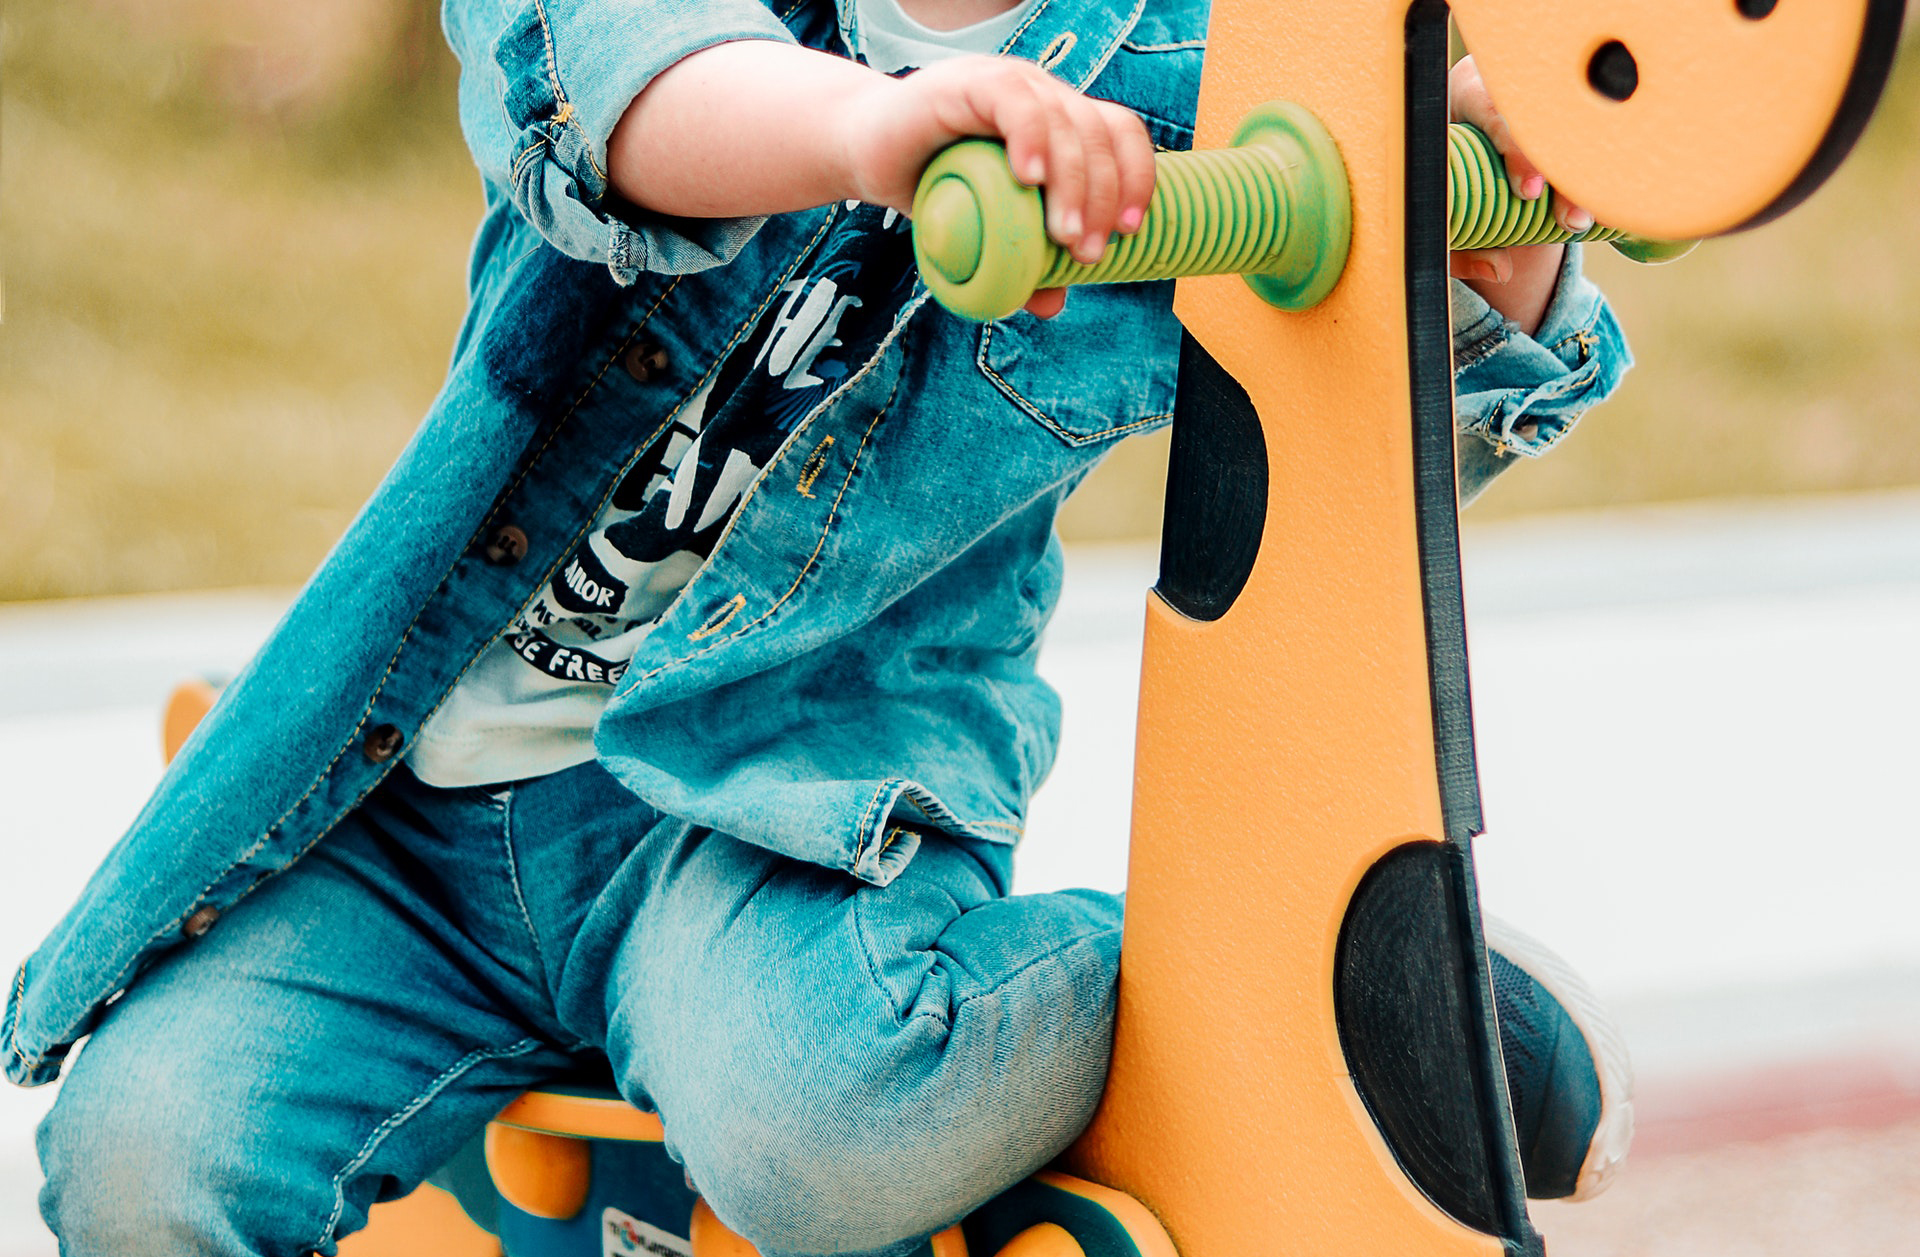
4, 490, 1920, 1252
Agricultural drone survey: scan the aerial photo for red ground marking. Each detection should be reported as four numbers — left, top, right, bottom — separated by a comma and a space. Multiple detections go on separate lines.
1633, 1051, 1920, 1156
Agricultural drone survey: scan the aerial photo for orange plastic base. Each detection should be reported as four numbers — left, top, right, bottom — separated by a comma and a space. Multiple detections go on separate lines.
336, 1184, 499, 1257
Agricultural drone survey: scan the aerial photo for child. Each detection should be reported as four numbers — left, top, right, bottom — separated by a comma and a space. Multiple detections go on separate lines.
15, 0, 1631, 1251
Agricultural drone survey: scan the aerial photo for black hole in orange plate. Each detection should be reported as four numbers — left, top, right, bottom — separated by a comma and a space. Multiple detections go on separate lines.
1737, 0, 1778, 18
1588, 40, 1639, 102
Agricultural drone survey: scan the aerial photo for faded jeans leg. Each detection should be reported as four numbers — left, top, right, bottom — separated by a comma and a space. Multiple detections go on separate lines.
37, 769, 574, 1256
543, 811, 1125, 1257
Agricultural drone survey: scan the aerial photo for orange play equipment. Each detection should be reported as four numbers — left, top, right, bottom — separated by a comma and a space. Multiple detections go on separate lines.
159, 2, 1904, 1254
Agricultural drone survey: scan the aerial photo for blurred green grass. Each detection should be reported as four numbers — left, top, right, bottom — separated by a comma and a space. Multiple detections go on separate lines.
1, 0, 474, 600
3, 1, 1917, 599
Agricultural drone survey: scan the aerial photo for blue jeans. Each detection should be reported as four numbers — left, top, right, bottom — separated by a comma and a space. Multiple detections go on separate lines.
37, 763, 1124, 1257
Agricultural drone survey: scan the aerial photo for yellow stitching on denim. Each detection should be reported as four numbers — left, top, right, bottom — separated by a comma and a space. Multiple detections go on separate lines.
976, 326, 1171, 444
511, 138, 549, 184
1004, 0, 1141, 89
795, 435, 836, 497
688, 594, 747, 641
532, 0, 566, 107
1562, 328, 1600, 362
1070, 0, 1145, 88
1038, 32, 1077, 69
1003, 0, 1054, 50
629, 376, 897, 684
528, 0, 603, 182
856, 782, 892, 859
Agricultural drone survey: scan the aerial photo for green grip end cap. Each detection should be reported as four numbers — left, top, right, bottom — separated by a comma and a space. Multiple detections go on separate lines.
912, 140, 1049, 323
1608, 235, 1700, 265
917, 177, 983, 285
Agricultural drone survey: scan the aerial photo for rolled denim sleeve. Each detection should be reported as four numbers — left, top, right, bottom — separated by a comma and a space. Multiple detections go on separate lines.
1451, 243, 1632, 503
447, 0, 800, 284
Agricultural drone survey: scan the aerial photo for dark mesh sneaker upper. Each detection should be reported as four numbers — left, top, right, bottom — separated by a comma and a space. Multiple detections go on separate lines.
1489, 948, 1604, 1199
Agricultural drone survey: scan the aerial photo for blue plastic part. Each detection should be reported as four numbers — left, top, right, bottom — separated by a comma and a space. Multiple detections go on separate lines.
496, 1139, 699, 1257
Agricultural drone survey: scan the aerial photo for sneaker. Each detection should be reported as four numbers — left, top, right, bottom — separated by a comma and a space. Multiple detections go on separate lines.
1485, 916, 1635, 1201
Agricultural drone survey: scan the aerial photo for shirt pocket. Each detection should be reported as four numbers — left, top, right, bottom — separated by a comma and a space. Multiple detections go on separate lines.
973, 281, 1181, 447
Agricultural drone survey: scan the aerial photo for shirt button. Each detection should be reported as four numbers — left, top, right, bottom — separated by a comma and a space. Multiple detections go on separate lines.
363, 723, 404, 762
484, 523, 529, 566
624, 340, 670, 384
181, 905, 220, 939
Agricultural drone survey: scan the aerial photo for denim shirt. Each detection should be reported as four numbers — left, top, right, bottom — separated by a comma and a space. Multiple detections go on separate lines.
4, 0, 1628, 1086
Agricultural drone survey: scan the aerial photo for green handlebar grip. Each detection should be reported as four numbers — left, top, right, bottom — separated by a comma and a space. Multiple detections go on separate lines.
1446, 124, 1698, 264
912, 105, 1696, 323
913, 100, 1353, 323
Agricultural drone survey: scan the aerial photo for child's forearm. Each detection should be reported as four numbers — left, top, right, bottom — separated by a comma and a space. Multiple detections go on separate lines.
608, 40, 1157, 280
607, 41, 877, 220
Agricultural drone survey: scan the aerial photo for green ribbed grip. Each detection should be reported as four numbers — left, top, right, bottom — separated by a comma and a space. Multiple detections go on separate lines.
913, 100, 1351, 322
1448, 124, 1696, 262
912, 105, 1696, 323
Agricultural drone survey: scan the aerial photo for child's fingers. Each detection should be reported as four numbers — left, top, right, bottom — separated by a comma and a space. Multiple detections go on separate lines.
926, 60, 1153, 265
1023, 287, 1068, 318
1036, 93, 1091, 252
1467, 98, 1546, 200
1448, 54, 1546, 201
1553, 194, 1595, 235
1483, 116, 1547, 203
1108, 106, 1156, 235
1068, 103, 1122, 263
1448, 53, 1590, 260
1449, 246, 1512, 285
974, 65, 1054, 186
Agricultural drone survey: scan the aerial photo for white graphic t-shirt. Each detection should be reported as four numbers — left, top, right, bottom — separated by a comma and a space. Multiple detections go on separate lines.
410, 0, 1033, 787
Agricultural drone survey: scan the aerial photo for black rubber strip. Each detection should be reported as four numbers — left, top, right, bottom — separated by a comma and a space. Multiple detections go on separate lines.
1406, 0, 1485, 851
1404, 4, 1542, 1253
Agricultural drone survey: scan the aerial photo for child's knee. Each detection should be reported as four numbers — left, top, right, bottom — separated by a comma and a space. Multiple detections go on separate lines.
39, 1083, 280, 1255
663, 1047, 1101, 1256
689, 1109, 968, 1256
38, 1040, 342, 1256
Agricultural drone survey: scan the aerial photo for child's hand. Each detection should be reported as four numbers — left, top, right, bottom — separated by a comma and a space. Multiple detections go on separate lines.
1447, 55, 1583, 335
839, 55, 1156, 318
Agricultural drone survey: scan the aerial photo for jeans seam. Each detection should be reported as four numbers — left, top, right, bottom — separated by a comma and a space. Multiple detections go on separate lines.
311, 1036, 546, 1251
498, 788, 552, 982
851, 890, 921, 1029
976, 321, 1171, 446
